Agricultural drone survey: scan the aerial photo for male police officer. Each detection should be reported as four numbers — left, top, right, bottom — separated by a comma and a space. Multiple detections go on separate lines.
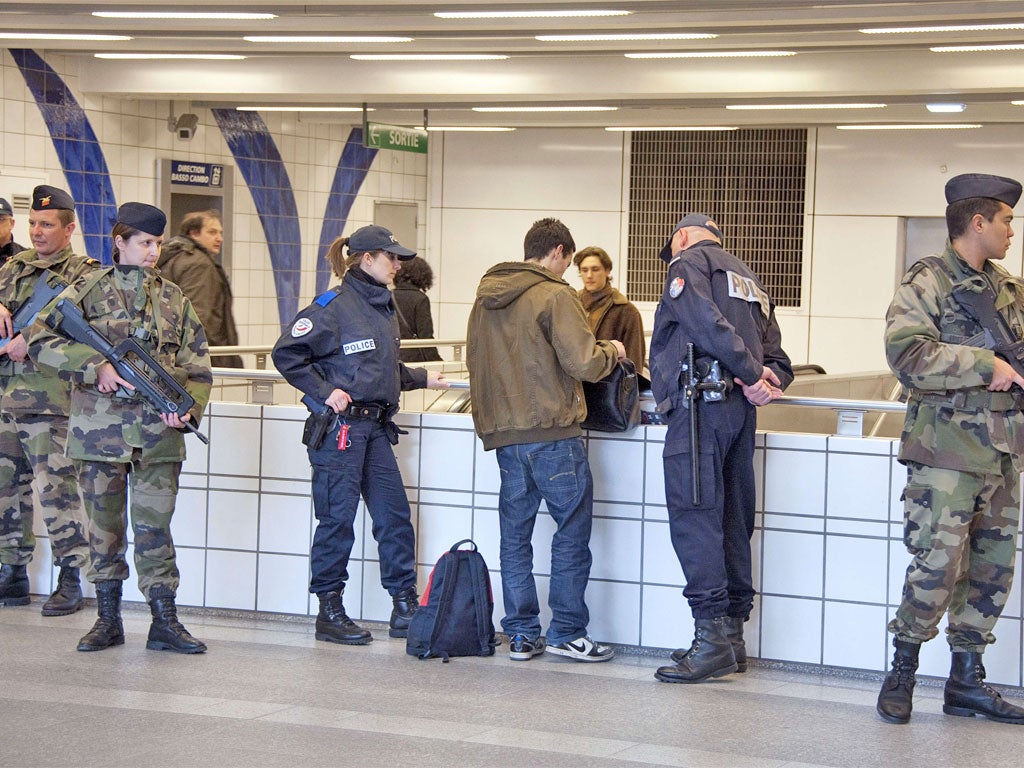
0, 197, 26, 266
877, 173, 1024, 725
649, 214, 792, 683
0, 185, 95, 613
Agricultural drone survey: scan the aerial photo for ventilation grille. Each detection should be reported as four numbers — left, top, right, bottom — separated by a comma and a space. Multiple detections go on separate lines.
626, 128, 807, 307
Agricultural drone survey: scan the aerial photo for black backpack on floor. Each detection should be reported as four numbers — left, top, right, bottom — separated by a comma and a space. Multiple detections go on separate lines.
406, 539, 497, 662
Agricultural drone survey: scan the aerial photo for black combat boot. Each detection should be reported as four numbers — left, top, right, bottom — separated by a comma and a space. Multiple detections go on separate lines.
315, 590, 372, 645
77, 580, 124, 651
672, 615, 748, 672
41, 565, 84, 616
0, 563, 30, 607
876, 638, 920, 724
146, 585, 207, 654
656, 617, 738, 683
943, 651, 1024, 724
388, 586, 420, 638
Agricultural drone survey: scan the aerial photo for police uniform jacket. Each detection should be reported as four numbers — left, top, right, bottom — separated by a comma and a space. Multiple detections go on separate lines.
649, 240, 793, 455
886, 241, 1024, 474
272, 268, 428, 408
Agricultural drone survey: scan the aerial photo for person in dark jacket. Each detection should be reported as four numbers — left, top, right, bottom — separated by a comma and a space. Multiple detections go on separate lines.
272, 225, 448, 646
157, 210, 243, 368
0, 197, 26, 266
649, 214, 792, 684
573, 246, 645, 372
392, 256, 442, 363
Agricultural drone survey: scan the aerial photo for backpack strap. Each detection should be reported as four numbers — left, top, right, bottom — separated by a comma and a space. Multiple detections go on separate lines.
450, 538, 477, 553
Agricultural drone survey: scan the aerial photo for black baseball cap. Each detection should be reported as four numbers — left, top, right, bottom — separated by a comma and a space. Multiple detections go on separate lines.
347, 225, 416, 259
658, 214, 724, 262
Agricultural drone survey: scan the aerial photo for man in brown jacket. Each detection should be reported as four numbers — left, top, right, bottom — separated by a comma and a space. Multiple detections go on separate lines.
157, 210, 243, 367
467, 217, 625, 663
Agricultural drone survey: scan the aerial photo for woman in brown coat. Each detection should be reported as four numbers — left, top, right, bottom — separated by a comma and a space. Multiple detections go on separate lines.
573, 246, 645, 371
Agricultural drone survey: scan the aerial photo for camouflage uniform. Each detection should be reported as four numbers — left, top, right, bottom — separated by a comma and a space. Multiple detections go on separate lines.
0, 245, 96, 568
886, 242, 1024, 652
27, 265, 211, 599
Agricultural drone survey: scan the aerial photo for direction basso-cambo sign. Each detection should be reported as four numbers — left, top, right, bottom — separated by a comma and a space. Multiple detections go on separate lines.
363, 122, 428, 154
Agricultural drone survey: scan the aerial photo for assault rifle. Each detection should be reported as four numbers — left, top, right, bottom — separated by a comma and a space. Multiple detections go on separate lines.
681, 343, 727, 506
952, 279, 1024, 383
0, 271, 68, 347
44, 298, 209, 444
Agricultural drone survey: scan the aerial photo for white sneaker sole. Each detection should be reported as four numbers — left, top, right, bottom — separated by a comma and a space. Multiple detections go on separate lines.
547, 645, 615, 663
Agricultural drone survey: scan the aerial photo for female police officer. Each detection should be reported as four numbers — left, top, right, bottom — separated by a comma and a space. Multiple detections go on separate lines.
272, 225, 447, 645
28, 202, 212, 654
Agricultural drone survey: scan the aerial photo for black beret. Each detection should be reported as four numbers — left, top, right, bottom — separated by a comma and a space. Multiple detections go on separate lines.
116, 202, 166, 237
945, 173, 1022, 207
31, 185, 74, 212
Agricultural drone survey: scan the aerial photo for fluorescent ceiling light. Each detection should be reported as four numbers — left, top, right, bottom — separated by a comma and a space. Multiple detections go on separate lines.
0, 33, 132, 41
926, 103, 966, 113
727, 103, 886, 110
1012, 100, 1024, 105
236, 106, 369, 112
95, 53, 246, 60
472, 106, 618, 112
537, 33, 716, 42
244, 36, 413, 43
351, 54, 509, 61
436, 10, 629, 19
932, 44, 1024, 52
605, 126, 738, 131
414, 126, 517, 132
93, 11, 276, 20
625, 50, 795, 59
861, 23, 1024, 34
836, 124, 982, 130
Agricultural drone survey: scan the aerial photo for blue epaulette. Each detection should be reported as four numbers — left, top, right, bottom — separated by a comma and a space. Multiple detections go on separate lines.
313, 288, 342, 307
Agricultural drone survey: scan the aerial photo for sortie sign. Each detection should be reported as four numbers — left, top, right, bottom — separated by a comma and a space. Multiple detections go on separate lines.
363, 122, 428, 154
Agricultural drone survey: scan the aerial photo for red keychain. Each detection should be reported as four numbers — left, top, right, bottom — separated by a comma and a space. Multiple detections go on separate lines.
337, 422, 350, 451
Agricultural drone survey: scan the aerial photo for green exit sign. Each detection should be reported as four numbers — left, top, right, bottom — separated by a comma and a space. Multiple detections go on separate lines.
363, 121, 428, 154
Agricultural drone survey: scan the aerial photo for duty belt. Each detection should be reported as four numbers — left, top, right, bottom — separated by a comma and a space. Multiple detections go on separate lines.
916, 389, 1022, 412
344, 401, 391, 422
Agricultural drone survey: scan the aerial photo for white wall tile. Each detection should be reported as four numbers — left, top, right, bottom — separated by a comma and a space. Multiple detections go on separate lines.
207, 417, 262, 477
207, 490, 259, 551
260, 418, 310, 481
763, 448, 826, 516
589, 437, 646, 503
642, 521, 684, 586
175, 547, 207, 608
760, 596, 822, 664
416, 504, 472, 569
590, 518, 642, 582
205, 550, 257, 610
256, 553, 311, 614
762, 530, 824, 598
808, 316, 888, 376
258, 494, 313, 555
419, 426, 476, 491
170, 489, 208, 548
825, 536, 888, 604
586, 580, 640, 646
640, 584, 692, 650
827, 453, 892, 522
643, 440, 667, 507
822, 601, 888, 670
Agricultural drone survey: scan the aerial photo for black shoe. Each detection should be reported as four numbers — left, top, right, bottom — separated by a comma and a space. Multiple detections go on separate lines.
943, 651, 1024, 724
42, 566, 83, 616
77, 580, 125, 652
672, 615, 747, 672
508, 633, 546, 661
876, 638, 920, 724
315, 590, 372, 645
656, 617, 738, 683
0, 563, 30, 607
146, 585, 207, 654
388, 586, 420, 638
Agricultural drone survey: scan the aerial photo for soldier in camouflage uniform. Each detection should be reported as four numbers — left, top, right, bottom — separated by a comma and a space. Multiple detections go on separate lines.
878, 173, 1024, 726
0, 185, 94, 615
27, 202, 212, 654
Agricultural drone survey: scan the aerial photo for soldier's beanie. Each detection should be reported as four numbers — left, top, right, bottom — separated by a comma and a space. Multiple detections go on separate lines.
945, 173, 1023, 207
658, 213, 724, 262
116, 202, 166, 237
31, 185, 75, 212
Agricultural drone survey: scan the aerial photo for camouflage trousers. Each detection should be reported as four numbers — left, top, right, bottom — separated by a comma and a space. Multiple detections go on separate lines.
889, 459, 1021, 652
77, 453, 182, 601
0, 411, 89, 568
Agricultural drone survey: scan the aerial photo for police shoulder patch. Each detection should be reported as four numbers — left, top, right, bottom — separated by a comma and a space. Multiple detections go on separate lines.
291, 317, 314, 337
669, 276, 685, 298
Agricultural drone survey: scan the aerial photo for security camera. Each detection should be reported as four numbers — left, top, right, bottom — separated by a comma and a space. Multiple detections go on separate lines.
175, 113, 199, 141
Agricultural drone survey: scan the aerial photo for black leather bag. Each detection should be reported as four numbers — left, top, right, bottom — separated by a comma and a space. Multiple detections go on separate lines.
581, 359, 641, 432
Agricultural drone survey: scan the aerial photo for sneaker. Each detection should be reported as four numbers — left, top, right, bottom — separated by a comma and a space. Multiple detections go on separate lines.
508, 633, 546, 661
547, 635, 615, 663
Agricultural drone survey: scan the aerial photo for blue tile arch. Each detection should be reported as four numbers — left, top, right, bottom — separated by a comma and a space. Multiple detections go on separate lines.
211, 108, 302, 329
9, 49, 117, 264
315, 127, 378, 295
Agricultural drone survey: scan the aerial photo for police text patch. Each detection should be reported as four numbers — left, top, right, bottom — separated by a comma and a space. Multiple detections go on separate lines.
343, 338, 376, 355
726, 271, 769, 319
291, 318, 313, 337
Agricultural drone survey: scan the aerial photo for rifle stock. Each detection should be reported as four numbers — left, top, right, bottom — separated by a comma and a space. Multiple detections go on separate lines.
0, 271, 68, 346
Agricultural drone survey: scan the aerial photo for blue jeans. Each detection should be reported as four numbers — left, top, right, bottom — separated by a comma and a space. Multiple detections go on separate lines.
308, 418, 416, 597
495, 437, 594, 646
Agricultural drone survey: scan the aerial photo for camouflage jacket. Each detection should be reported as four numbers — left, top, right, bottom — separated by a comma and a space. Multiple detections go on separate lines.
26, 265, 212, 463
0, 245, 100, 415
885, 241, 1024, 473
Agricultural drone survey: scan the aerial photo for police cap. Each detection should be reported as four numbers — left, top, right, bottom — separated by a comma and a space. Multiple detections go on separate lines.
658, 213, 724, 262
117, 202, 166, 237
347, 224, 416, 259
0, 197, 13, 217
944, 173, 1022, 207
31, 185, 75, 212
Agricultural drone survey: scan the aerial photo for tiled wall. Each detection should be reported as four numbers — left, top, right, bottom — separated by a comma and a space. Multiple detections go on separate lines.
30, 404, 1023, 689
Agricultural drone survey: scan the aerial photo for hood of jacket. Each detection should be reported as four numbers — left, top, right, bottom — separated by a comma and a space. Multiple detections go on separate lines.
475, 261, 564, 310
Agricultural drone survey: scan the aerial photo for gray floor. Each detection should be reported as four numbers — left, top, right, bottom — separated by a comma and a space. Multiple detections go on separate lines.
3, 602, 1024, 768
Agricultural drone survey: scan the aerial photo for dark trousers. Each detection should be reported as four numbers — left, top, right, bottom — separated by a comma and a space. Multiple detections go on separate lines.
664, 392, 757, 620
308, 418, 416, 597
